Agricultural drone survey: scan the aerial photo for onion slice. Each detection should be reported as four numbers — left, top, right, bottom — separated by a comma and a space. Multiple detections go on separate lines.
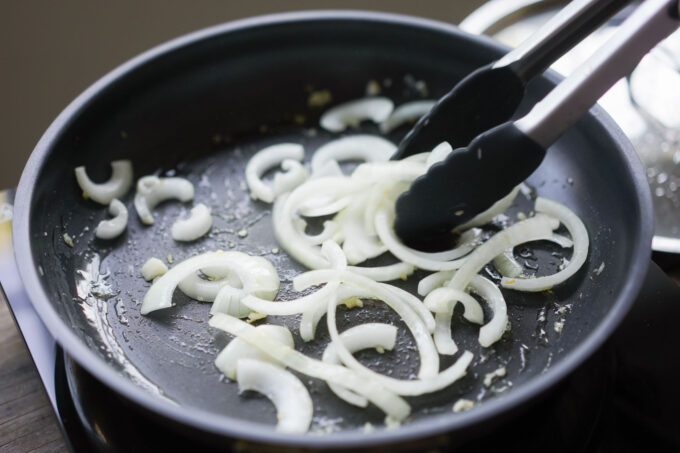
215, 324, 294, 380
141, 251, 279, 315
311, 135, 395, 174
235, 359, 313, 434
95, 199, 128, 240
501, 198, 588, 292
322, 323, 398, 407
295, 268, 438, 378
141, 257, 168, 281
245, 143, 305, 203
379, 100, 436, 133
209, 313, 411, 421
134, 176, 194, 225
171, 203, 212, 242
319, 97, 394, 132
74, 159, 133, 205
425, 214, 558, 353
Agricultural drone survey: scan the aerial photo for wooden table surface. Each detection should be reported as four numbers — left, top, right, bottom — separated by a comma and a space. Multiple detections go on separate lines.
0, 296, 67, 453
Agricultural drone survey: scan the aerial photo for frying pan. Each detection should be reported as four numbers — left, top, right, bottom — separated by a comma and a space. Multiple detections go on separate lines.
12, 10, 653, 450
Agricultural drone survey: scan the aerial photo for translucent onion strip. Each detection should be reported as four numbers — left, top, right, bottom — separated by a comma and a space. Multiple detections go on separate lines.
245, 143, 305, 203
311, 135, 395, 174
347, 262, 415, 282
326, 291, 473, 396
469, 275, 508, 348
379, 100, 436, 133
501, 198, 588, 292
236, 359, 313, 434
141, 257, 168, 281
426, 215, 558, 353
272, 159, 309, 197
294, 268, 438, 378
418, 271, 509, 348
322, 323, 398, 407
319, 97, 394, 133
74, 159, 133, 205
95, 199, 128, 240
425, 287, 484, 355
141, 251, 279, 315
134, 176, 194, 225
273, 178, 370, 269
209, 313, 411, 421
216, 324, 294, 380
171, 203, 212, 242
425, 142, 453, 167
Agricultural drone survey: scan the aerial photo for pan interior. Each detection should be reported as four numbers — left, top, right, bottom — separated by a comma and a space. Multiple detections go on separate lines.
24, 16, 645, 437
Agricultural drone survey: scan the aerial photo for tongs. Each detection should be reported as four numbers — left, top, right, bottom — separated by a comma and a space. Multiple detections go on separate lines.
393, 0, 680, 243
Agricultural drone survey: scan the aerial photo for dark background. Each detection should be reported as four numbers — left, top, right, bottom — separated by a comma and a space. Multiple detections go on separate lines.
0, 0, 483, 188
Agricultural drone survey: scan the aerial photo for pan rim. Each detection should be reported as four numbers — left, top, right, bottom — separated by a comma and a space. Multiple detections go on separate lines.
13, 9, 654, 448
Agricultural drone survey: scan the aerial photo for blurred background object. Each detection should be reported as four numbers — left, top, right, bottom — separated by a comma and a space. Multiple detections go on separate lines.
3, 0, 680, 251
0, 0, 481, 189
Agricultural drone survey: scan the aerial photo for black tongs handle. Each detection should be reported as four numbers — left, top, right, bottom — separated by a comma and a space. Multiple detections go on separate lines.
496, 0, 631, 82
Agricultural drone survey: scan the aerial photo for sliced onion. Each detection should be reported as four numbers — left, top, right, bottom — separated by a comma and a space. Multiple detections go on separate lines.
272, 159, 309, 197
273, 178, 371, 269
235, 358, 313, 433
75, 159, 133, 205
171, 203, 212, 242
141, 251, 279, 315
310, 135, 395, 174
469, 275, 508, 348
134, 176, 194, 225
294, 268, 438, 378
215, 324, 294, 380
322, 323, 398, 407
325, 291, 473, 395
294, 268, 435, 334
425, 287, 484, 355
417, 270, 455, 297
379, 100, 436, 133
209, 313, 411, 421
319, 98, 394, 133
426, 142, 453, 167
444, 214, 559, 293
334, 197, 386, 264
492, 249, 522, 278
501, 198, 588, 292
245, 143, 305, 203
426, 215, 558, 352
141, 257, 168, 281
178, 265, 242, 302
95, 199, 128, 240
348, 262, 415, 282
211, 286, 250, 317
241, 282, 336, 317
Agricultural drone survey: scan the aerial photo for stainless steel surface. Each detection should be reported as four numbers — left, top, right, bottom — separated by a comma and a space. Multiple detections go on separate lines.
462, 0, 680, 253
493, 0, 621, 74
516, 0, 679, 149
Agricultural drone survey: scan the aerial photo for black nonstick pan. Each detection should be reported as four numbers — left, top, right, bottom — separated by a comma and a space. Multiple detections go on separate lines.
12, 11, 653, 450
